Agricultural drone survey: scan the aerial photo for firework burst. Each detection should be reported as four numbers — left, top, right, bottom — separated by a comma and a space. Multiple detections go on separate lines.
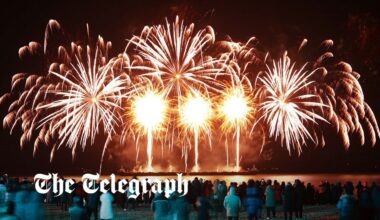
1, 18, 379, 173
299, 39, 380, 149
1, 20, 134, 167
179, 92, 213, 171
257, 55, 326, 155
38, 48, 128, 151
129, 88, 168, 172
220, 88, 251, 171
127, 16, 226, 103
218, 58, 255, 171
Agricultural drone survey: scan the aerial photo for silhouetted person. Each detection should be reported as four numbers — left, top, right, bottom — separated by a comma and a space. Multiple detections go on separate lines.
69, 196, 88, 220
318, 181, 327, 204
143, 178, 151, 205
331, 183, 340, 204
192, 178, 202, 200
45, 180, 53, 204
60, 179, 70, 211
27, 188, 44, 220
294, 180, 304, 219
13, 183, 44, 220
125, 177, 138, 210
224, 186, 241, 220
256, 180, 264, 218
75, 182, 86, 201
372, 183, 380, 220
359, 184, 373, 219
238, 181, 247, 203
217, 181, 227, 210
196, 191, 212, 220
14, 185, 28, 219
337, 182, 358, 220
99, 191, 113, 220
273, 180, 282, 204
0, 178, 6, 218
305, 183, 315, 204
265, 180, 276, 219
151, 192, 169, 220
0, 178, 6, 206
245, 180, 262, 220
86, 186, 100, 220
0, 201, 20, 220
325, 181, 332, 204
167, 190, 177, 219
356, 181, 363, 198
283, 183, 294, 220
173, 195, 191, 220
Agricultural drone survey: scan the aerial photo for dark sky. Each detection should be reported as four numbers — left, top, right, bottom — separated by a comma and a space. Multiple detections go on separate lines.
1, 0, 380, 175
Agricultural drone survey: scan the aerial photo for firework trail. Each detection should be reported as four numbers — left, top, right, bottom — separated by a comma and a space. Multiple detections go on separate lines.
301, 39, 380, 148
218, 61, 255, 171
180, 92, 212, 171
127, 87, 168, 172
1, 20, 63, 160
1, 20, 134, 168
213, 36, 265, 170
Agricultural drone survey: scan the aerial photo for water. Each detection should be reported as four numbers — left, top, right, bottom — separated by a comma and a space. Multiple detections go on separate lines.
59, 173, 380, 186
187, 173, 380, 185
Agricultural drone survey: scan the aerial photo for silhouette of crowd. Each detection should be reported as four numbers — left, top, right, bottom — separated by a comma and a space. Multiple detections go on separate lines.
1, 174, 380, 219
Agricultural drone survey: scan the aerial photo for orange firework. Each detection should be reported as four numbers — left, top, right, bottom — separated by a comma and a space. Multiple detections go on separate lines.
218, 59, 255, 171
257, 55, 327, 155
1, 18, 379, 174
220, 86, 254, 171
126, 16, 226, 104
179, 92, 213, 172
128, 87, 168, 172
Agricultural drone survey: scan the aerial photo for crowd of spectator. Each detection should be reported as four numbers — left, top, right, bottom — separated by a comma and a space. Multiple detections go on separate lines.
1, 174, 380, 219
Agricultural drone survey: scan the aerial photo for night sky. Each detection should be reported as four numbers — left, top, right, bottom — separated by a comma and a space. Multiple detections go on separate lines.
1, 0, 380, 175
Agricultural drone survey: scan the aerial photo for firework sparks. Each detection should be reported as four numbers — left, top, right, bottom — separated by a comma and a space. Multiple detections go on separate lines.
131, 89, 167, 172
299, 39, 380, 149
180, 92, 212, 171
1, 18, 379, 173
216, 55, 256, 171
0, 20, 132, 164
285, 38, 380, 150
220, 87, 252, 171
127, 16, 225, 104
38, 49, 127, 151
258, 56, 326, 155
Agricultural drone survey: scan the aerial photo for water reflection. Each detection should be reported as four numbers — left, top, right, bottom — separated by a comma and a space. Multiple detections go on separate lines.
64, 173, 380, 186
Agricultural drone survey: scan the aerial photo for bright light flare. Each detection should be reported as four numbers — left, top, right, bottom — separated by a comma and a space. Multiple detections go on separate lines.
180, 94, 212, 171
221, 89, 250, 127
133, 91, 167, 131
220, 87, 252, 172
181, 96, 212, 130
132, 90, 167, 172
222, 96, 248, 121
90, 96, 98, 103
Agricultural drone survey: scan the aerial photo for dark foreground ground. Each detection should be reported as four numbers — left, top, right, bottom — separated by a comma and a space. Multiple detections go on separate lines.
42, 203, 339, 220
